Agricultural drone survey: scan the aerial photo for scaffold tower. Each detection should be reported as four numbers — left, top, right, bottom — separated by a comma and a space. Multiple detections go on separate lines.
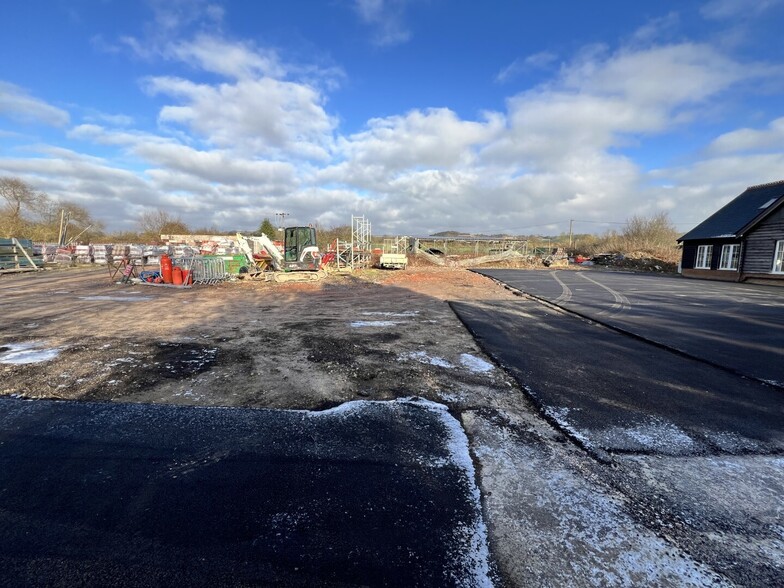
351, 215, 372, 269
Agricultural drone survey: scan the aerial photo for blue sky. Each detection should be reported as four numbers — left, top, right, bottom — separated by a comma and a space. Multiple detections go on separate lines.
1, 0, 783, 236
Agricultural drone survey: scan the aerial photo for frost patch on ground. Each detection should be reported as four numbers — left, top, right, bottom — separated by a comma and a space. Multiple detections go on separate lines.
350, 320, 397, 328
468, 413, 732, 587
361, 311, 420, 317
459, 353, 494, 373
0, 342, 62, 365
408, 399, 494, 587
79, 295, 154, 302
600, 418, 696, 454
708, 431, 761, 453
401, 351, 454, 368
539, 403, 594, 451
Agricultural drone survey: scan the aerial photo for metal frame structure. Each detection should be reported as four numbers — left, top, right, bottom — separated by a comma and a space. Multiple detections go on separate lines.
351, 215, 372, 269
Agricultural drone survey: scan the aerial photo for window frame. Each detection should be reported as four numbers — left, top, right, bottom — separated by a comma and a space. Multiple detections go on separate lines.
718, 244, 740, 271
695, 244, 713, 269
773, 240, 784, 274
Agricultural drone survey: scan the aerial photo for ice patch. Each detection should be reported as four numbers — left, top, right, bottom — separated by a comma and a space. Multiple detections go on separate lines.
350, 320, 397, 328
707, 431, 761, 453
459, 353, 494, 373
618, 419, 695, 453
80, 295, 154, 302
0, 342, 61, 365
401, 351, 454, 368
361, 311, 419, 317
542, 404, 594, 450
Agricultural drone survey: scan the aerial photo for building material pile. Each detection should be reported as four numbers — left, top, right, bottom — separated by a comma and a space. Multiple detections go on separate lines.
0, 238, 44, 272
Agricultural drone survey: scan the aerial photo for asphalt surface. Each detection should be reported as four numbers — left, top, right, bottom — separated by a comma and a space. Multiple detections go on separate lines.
450, 280, 784, 586
450, 298, 784, 457
0, 397, 492, 587
474, 269, 784, 386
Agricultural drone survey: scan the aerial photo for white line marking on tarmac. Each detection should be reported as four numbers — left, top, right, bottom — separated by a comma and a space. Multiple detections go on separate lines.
550, 271, 572, 304
577, 273, 631, 314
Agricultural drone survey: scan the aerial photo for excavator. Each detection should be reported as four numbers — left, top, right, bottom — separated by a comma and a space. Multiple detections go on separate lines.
236, 226, 325, 282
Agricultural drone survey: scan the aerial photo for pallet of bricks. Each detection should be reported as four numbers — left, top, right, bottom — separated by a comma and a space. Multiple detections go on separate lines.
0, 238, 44, 272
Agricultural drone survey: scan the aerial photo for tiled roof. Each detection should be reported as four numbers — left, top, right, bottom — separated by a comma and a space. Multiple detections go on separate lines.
678, 180, 784, 241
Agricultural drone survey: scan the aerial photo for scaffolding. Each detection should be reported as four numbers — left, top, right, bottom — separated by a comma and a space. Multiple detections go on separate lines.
382, 236, 408, 254
331, 239, 353, 270
351, 215, 372, 269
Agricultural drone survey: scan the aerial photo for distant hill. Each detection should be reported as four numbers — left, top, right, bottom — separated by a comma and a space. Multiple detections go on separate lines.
430, 231, 468, 237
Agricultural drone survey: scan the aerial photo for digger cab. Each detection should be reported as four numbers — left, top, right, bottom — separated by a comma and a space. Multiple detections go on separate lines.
283, 226, 321, 270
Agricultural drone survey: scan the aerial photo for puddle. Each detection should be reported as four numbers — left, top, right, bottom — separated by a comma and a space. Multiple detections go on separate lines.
79, 295, 154, 302
0, 342, 62, 365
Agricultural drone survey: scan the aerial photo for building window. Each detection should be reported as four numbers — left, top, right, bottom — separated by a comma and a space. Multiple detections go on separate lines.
773, 241, 784, 274
719, 244, 740, 270
695, 245, 712, 269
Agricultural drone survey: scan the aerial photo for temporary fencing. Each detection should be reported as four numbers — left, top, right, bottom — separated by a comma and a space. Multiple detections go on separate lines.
173, 256, 227, 284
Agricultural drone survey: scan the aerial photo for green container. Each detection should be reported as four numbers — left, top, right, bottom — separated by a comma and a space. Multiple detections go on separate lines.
216, 254, 248, 275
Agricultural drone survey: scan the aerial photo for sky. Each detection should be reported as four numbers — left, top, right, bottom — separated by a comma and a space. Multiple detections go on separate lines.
1, 0, 783, 237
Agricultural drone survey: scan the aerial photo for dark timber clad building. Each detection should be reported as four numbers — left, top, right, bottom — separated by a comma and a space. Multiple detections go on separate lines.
678, 180, 784, 284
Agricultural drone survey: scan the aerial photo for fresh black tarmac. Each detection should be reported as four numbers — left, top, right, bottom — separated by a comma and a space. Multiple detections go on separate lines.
450, 298, 784, 457
0, 397, 489, 587
474, 269, 784, 386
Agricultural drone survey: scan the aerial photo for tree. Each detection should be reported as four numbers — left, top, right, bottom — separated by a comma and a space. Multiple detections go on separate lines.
0, 177, 45, 220
138, 210, 190, 243
622, 212, 678, 251
37, 200, 105, 243
0, 177, 48, 238
256, 217, 278, 238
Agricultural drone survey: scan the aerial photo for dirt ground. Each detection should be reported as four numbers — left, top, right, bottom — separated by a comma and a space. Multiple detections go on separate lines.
0, 264, 532, 415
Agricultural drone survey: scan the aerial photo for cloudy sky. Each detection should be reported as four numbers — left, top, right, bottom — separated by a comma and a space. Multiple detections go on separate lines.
1, 0, 783, 236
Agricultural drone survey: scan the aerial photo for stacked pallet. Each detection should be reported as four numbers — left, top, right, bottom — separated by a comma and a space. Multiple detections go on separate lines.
93, 244, 112, 264
0, 238, 44, 271
75, 244, 93, 263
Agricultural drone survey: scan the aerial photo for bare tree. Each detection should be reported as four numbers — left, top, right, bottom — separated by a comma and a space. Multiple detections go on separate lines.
0, 177, 49, 238
138, 209, 190, 242
0, 177, 44, 219
622, 212, 678, 250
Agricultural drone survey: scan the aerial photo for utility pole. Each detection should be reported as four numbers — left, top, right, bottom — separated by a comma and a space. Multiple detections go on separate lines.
276, 212, 290, 230
569, 219, 574, 249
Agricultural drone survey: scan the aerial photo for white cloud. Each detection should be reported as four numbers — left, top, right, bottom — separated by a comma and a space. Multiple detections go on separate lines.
169, 34, 286, 80
335, 108, 504, 171
0, 82, 70, 127
701, 0, 782, 20
708, 117, 784, 153
136, 143, 296, 188
6, 5, 784, 238
353, 0, 412, 47
496, 52, 558, 83
560, 43, 753, 108
629, 12, 680, 45
116, 0, 225, 59
649, 152, 784, 230
144, 76, 337, 160
484, 42, 768, 174
70, 123, 296, 189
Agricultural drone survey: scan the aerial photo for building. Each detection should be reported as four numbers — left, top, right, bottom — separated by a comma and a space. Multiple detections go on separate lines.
678, 180, 784, 283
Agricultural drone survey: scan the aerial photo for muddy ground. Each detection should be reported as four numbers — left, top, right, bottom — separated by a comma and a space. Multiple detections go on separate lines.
0, 264, 531, 416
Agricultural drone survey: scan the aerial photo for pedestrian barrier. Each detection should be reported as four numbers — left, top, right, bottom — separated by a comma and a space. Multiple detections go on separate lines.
172, 256, 226, 284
